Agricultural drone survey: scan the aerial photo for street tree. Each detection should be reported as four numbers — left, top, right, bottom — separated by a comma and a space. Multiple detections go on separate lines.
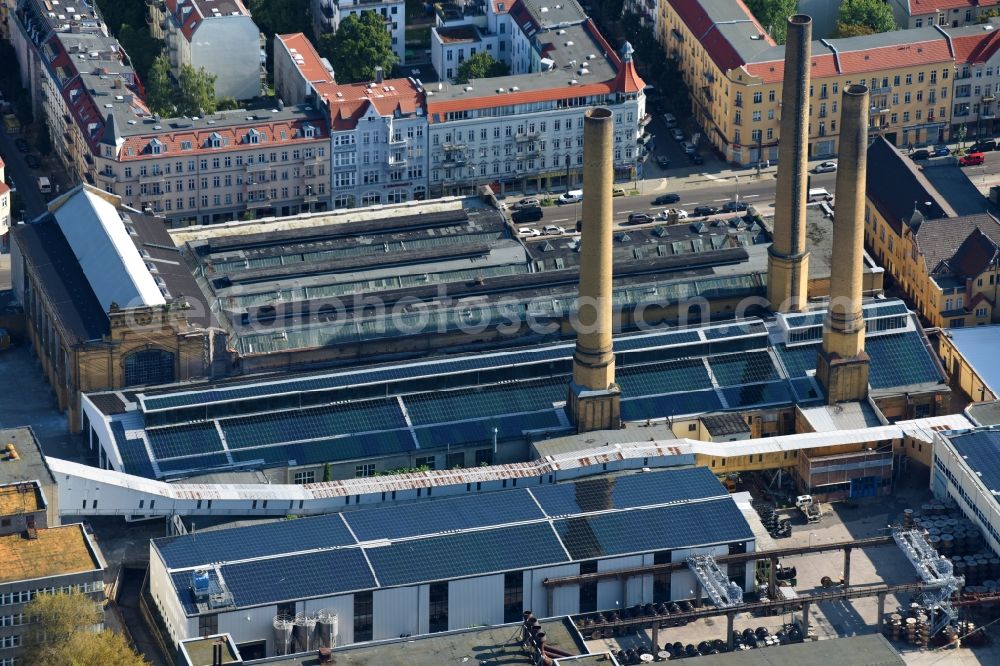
317, 12, 398, 83
145, 55, 174, 116
21, 591, 102, 665
455, 52, 509, 83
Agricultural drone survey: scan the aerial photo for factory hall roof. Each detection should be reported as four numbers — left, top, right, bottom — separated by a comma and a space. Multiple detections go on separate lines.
87, 300, 946, 481
943, 326, 1000, 396
941, 427, 1000, 510
12, 185, 213, 344
154, 467, 753, 614
0, 428, 56, 490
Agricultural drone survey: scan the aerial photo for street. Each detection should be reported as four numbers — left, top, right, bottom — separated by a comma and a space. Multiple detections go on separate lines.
0, 124, 48, 220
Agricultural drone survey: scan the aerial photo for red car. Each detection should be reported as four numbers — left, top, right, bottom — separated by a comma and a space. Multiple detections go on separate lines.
960, 152, 986, 166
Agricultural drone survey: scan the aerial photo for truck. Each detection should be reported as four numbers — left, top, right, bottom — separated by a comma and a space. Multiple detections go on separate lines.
796, 495, 821, 523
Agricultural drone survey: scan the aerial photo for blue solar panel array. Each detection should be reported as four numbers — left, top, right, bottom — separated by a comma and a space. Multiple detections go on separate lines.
155, 513, 356, 570
529, 467, 726, 517
866, 332, 944, 388
365, 522, 569, 587
223, 547, 376, 607
620, 389, 723, 421
946, 430, 1000, 495
554, 498, 755, 560
344, 490, 545, 542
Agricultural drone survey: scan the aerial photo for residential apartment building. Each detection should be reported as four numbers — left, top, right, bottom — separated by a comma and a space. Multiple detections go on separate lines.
889, 0, 999, 30
863, 136, 1000, 328
950, 24, 1000, 139
11, 0, 332, 225
310, 0, 406, 63
658, 0, 955, 165
0, 157, 9, 241
149, 0, 264, 101
276, 33, 428, 207
278, 11, 646, 203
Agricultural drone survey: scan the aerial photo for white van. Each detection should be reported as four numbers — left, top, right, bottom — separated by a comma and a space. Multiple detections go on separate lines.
558, 189, 583, 204
808, 187, 832, 202
37, 176, 51, 194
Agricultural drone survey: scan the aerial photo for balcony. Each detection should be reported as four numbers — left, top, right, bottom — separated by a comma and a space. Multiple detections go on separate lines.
389, 136, 407, 145
514, 132, 540, 142
388, 157, 407, 166
246, 162, 270, 173
442, 143, 466, 152
246, 198, 273, 209
869, 86, 892, 95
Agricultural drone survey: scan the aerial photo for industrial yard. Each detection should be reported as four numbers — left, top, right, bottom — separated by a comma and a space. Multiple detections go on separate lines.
582, 472, 1000, 664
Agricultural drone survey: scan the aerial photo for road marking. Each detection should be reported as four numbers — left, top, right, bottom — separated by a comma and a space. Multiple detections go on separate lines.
549, 217, 569, 223
742, 194, 760, 198
620, 209, 633, 214
687, 201, 701, 206
713, 198, 729, 202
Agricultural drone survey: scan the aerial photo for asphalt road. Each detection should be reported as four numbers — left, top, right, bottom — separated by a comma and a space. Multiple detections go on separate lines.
0, 124, 47, 220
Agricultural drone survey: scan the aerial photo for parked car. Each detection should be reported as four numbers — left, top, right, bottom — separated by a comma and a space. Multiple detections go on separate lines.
656, 156, 671, 168
933, 145, 951, 157
722, 200, 749, 213
513, 197, 540, 210
512, 207, 543, 224
542, 225, 566, 235
680, 141, 696, 155
670, 128, 685, 141
557, 190, 583, 204
612, 187, 626, 197
14, 138, 29, 153
813, 160, 837, 173
663, 113, 678, 128
693, 205, 719, 216
653, 193, 680, 205
24, 154, 40, 169
970, 139, 997, 153
688, 153, 704, 165
960, 152, 986, 166
909, 149, 930, 161
657, 208, 688, 220
517, 227, 541, 237
626, 212, 653, 225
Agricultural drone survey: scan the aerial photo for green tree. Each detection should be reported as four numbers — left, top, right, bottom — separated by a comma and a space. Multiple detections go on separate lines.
323, 462, 332, 482
145, 55, 174, 116
52, 630, 148, 665
317, 12, 398, 83
22, 591, 103, 665
454, 52, 510, 83
836, 0, 896, 35
247, 0, 311, 79
177, 64, 217, 116
117, 23, 162, 85
217, 97, 241, 111
745, 0, 798, 45
94, 0, 146, 34
831, 21, 875, 38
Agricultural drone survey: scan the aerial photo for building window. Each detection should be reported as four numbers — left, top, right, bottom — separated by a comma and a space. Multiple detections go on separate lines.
976, 307, 988, 318
503, 571, 523, 623
293, 471, 315, 484
354, 590, 373, 642
355, 464, 375, 477
428, 582, 449, 633
474, 449, 493, 466
123, 349, 175, 387
198, 613, 218, 637
653, 550, 672, 602
446, 452, 464, 469
415, 456, 436, 470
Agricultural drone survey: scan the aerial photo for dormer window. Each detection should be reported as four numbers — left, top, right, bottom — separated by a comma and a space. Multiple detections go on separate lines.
303, 123, 316, 139
246, 128, 260, 144
149, 138, 166, 155
207, 132, 223, 148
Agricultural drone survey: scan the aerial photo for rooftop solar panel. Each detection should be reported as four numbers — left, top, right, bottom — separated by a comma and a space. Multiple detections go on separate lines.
946, 430, 1000, 496
157, 453, 231, 475
704, 322, 766, 340
146, 423, 224, 460
866, 332, 943, 389
553, 499, 754, 560
529, 468, 727, 518
721, 381, 793, 409
403, 378, 567, 427
773, 342, 819, 378
616, 358, 713, 397
708, 351, 779, 386
366, 522, 569, 587
222, 547, 375, 607
345, 490, 545, 542
619, 389, 723, 421
413, 410, 566, 449
111, 422, 156, 478
155, 514, 356, 569
221, 399, 407, 449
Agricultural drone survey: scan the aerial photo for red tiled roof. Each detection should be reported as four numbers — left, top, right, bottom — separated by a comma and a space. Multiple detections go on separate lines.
0, 183, 9, 198
314, 78, 424, 130
747, 38, 951, 84
909, 0, 998, 13
117, 118, 327, 161
277, 33, 334, 84
666, 0, 774, 74
614, 59, 646, 94
427, 81, 617, 120
952, 29, 1000, 65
